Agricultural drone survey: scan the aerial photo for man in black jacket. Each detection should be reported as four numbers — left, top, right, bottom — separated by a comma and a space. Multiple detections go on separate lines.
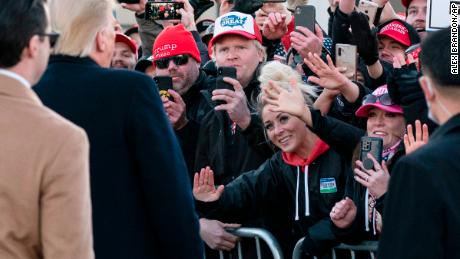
195, 11, 274, 254
153, 24, 213, 177
33, 0, 203, 258
378, 27, 460, 258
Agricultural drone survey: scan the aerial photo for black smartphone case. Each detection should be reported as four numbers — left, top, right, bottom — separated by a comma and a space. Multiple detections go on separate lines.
294, 5, 316, 33
154, 76, 173, 101
215, 67, 236, 105
360, 137, 383, 170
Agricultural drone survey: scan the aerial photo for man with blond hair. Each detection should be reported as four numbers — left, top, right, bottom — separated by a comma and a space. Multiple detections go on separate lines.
0, 0, 93, 258
34, 0, 203, 258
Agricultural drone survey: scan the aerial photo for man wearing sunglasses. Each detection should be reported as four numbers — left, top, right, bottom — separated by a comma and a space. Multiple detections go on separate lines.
152, 24, 213, 176
0, 0, 93, 258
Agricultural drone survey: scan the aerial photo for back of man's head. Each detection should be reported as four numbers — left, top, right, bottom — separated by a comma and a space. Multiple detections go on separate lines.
0, 0, 47, 68
420, 27, 460, 89
49, 0, 114, 57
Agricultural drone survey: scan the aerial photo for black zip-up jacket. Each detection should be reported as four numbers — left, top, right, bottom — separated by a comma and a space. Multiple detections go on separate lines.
175, 70, 214, 180
194, 69, 273, 185
309, 109, 405, 243
196, 149, 350, 257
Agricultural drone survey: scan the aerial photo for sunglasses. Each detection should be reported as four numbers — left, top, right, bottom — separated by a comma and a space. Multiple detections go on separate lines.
154, 54, 190, 69
362, 93, 394, 106
38, 32, 60, 48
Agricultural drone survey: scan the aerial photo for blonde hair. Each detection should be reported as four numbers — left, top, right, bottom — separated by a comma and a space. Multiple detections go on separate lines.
49, 0, 115, 56
212, 39, 267, 62
257, 61, 317, 113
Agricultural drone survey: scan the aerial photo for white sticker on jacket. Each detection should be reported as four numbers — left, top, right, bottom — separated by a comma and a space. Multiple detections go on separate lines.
320, 178, 337, 193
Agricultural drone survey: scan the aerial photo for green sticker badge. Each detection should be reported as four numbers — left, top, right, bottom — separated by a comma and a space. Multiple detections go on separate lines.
320, 178, 337, 193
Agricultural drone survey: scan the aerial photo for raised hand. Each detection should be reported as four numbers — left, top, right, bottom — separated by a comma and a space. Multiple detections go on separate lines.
262, 12, 288, 40
304, 53, 349, 91
404, 120, 429, 154
330, 197, 357, 229
354, 154, 390, 199
290, 24, 324, 59
262, 80, 312, 126
176, 0, 197, 31
193, 167, 224, 202
212, 77, 251, 130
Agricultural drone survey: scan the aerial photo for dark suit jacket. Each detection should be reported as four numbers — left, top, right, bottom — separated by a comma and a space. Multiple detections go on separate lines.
378, 114, 460, 259
34, 55, 203, 259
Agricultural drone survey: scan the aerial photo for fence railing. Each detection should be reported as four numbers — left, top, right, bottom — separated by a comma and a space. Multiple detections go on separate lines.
207, 227, 378, 259
292, 237, 378, 259
214, 227, 284, 259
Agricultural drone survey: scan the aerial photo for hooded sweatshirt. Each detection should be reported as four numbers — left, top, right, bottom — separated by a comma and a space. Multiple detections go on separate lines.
282, 140, 330, 220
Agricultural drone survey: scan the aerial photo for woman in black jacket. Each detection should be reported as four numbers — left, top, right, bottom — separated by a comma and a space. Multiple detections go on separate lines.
261, 70, 428, 244
193, 61, 351, 258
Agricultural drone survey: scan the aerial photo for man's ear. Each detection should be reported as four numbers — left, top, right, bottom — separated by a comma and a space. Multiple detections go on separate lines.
95, 29, 107, 53
419, 75, 435, 102
257, 47, 265, 62
25, 35, 41, 59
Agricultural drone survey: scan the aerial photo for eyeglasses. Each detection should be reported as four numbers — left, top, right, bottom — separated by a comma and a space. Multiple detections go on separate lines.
38, 32, 60, 48
154, 54, 190, 69
362, 93, 394, 106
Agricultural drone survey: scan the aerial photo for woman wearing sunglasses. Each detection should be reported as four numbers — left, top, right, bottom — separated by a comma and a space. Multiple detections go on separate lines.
261, 58, 429, 243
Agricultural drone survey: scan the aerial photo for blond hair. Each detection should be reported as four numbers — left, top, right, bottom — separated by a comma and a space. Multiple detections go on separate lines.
49, 0, 115, 56
212, 39, 267, 62
257, 61, 317, 113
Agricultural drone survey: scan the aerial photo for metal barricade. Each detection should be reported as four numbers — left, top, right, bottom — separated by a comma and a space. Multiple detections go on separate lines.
292, 238, 378, 259
215, 227, 284, 259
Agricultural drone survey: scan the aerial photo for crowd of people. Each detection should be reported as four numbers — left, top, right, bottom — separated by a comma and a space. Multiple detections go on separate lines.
1, 0, 459, 258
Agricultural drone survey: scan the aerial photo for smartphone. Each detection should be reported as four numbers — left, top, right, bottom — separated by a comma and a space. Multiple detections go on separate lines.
215, 66, 237, 105
294, 5, 316, 33
145, 1, 183, 21
359, 137, 383, 170
358, 0, 379, 26
154, 76, 173, 101
335, 44, 357, 81
405, 43, 421, 60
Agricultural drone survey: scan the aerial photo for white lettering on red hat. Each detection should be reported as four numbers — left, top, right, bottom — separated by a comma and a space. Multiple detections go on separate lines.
153, 43, 178, 59
214, 12, 255, 38
381, 22, 408, 36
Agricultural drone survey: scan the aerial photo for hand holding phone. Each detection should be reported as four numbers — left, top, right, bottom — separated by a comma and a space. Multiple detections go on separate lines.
145, 1, 184, 21
358, 0, 379, 26
359, 137, 383, 170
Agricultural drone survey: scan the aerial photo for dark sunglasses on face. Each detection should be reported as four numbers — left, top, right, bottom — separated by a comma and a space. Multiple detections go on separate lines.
154, 54, 190, 69
38, 32, 60, 48
362, 93, 394, 106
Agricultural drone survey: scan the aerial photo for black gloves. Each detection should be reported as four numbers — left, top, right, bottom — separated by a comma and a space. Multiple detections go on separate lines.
349, 11, 379, 66
231, 0, 263, 15
387, 63, 421, 105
